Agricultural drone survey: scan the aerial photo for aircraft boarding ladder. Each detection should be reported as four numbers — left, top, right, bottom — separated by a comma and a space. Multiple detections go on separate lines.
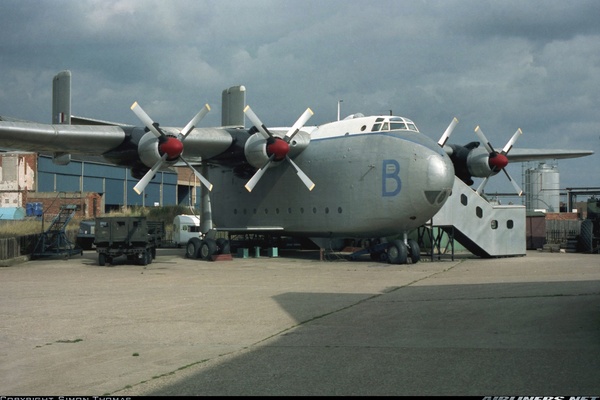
31, 204, 82, 259
425, 177, 526, 258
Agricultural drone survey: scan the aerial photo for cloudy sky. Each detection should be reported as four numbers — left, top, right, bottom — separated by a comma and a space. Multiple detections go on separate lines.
1, 0, 599, 204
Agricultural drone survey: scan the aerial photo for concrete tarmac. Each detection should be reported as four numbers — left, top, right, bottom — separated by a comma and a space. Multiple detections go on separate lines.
0, 248, 599, 396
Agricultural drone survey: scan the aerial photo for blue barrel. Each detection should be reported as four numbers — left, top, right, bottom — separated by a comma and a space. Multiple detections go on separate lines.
33, 202, 43, 217
26, 203, 34, 217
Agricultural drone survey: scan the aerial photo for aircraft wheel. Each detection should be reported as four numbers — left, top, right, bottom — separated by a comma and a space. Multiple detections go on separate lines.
407, 239, 421, 263
200, 239, 218, 260
387, 240, 408, 264
216, 238, 231, 254
98, 253, 106, 266
186, 237, 202, 259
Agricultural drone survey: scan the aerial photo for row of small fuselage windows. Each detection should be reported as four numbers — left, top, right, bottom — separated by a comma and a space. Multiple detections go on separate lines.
233, 207, 343, 215
460, 194, 515, 229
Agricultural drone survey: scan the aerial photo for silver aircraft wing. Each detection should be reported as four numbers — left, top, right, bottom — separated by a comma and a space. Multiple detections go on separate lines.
0, 120, 127, 154
507, 148, 594, 162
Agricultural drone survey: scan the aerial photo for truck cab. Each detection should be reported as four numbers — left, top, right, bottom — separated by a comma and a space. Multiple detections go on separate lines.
173, 214, 201, 247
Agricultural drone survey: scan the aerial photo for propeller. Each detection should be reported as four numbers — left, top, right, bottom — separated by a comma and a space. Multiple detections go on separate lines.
473, 126, 523, 196
130, 102, 213, 194
243, 105, 315, 192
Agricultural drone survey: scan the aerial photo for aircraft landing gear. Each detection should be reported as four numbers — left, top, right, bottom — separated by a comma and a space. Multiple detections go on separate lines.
185, 236, 232, 261
199, 238, 218, 260
387, 240, 408, 264
407, 239, 420, 263
186, 237, 202, 259
352, 236, 421, 265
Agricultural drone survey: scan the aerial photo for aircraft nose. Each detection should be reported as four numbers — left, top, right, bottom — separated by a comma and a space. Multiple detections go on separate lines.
423, 152, 454, 207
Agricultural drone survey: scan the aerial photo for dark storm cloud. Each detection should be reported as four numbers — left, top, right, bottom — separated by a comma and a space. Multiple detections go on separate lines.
0, 0, 598, 195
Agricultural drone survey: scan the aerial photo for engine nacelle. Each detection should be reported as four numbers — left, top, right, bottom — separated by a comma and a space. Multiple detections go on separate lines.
243, 130, 311, 169
466, 146, 495, 178
244, 133, 272, 169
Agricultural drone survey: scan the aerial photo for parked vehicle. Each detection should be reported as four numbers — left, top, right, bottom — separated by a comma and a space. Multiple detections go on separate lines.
172, 214, 201, 247
76, 219, 95, 250
94, 216, 164, 266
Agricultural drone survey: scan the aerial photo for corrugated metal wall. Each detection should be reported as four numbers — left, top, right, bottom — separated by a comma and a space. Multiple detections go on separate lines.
37, 156, 178, 208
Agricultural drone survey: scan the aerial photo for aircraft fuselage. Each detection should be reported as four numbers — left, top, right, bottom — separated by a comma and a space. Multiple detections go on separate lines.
209, 115, 455, 239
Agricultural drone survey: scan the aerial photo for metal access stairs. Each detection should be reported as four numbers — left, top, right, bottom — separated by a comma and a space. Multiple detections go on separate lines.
31, 204, 82, 259
424, 177, 526, 258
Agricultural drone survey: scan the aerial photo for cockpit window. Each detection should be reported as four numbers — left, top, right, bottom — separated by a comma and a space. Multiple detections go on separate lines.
390, 122, 407, 130
372, 117, 419, 133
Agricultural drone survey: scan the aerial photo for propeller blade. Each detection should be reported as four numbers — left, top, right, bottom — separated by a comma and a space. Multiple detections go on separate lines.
245, 156, 274, 192
474, 126, 496, 154
286, 156, 315, 191
438, 117, 459, 147
476, 177, 489, 196
244, 105, 272, 140
133, 154, 167, 194
285, 108, 314, 141
131, 102, 163, 139
501, 128, 522, 155
180, 104, 211, 139
502, 168, 523, 196
181, 157, 213, 191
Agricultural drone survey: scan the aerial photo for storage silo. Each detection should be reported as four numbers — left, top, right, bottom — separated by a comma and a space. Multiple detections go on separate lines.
525, 162, 560, 212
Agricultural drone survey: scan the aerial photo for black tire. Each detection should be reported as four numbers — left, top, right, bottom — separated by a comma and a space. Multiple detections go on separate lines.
216, 238, 231, 254
98, 253, 106, 267
407, 239, 421, 263
200, 239, 218, 260
139, 251, 148, 266
387, 240, 408, 264
186, 237, 202, 259
580, 219, 593, 253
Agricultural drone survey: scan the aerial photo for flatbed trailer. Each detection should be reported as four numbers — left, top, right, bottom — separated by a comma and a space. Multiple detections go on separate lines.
94, 216, 164, 266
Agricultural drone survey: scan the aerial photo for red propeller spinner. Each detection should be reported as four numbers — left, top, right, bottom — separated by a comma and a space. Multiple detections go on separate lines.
267, 137, 290, 161
160, 136, 184, 160
488, 152, 509, 170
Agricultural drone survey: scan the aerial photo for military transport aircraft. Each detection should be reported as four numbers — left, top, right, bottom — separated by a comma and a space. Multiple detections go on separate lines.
0, 71, 593, 264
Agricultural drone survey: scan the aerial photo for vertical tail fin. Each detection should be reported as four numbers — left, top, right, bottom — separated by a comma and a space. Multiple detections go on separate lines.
221, 85, 246, 127
52, 70, 71, 124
